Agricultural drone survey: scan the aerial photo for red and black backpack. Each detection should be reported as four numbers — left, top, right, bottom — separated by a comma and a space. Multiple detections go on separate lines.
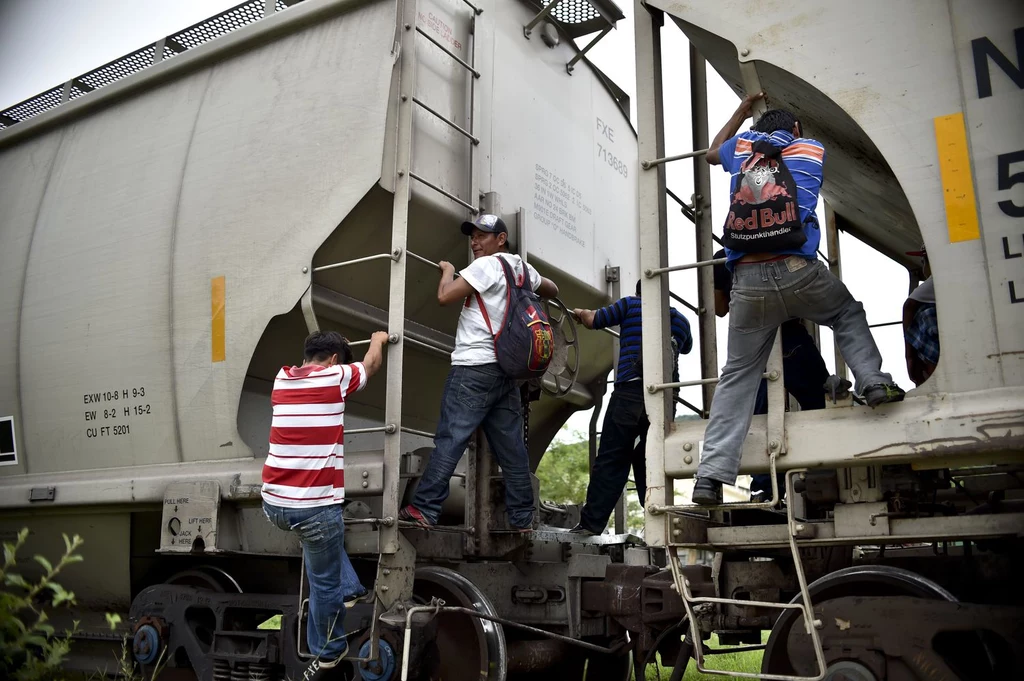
476, 256, 554, 380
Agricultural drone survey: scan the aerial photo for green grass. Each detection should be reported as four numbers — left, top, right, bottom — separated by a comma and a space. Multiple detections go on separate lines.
258, 614, 283, 630
248, 615, 767, 679
645, 632, 767, 680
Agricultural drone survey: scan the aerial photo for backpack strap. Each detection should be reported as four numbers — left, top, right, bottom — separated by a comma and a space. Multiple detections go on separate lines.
475, 292, 495, 335
492, 256, 520, 343
475, 255, 521, 347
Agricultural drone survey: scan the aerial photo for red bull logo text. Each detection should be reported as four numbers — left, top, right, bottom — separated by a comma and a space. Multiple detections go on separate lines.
727, 201, 798, 231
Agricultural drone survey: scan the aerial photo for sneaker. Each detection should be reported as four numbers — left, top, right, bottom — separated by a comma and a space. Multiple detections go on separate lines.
569, 523, 596, 536
692, 478, 723, 506
862, 382, 906, 407
301, 653, 345, 681
398, 505, 433, 528
343, 588, 372, 608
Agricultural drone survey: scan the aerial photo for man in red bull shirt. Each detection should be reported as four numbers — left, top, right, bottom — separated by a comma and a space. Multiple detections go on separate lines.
693, 94, 904, 505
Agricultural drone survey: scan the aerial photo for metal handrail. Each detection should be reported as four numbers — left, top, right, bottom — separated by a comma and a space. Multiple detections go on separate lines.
664, 470, 828, 681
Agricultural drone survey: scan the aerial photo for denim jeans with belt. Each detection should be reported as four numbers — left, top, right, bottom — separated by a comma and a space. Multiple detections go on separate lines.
697, 257, 891, 485
411, 363, 535, 529
262, 502, 363, 661
579, 380, 649, 534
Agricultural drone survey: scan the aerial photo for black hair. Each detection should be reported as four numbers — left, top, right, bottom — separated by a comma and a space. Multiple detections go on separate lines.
304, 331, 352, 364
752, 109, 799, 136
635, 279, 642, 297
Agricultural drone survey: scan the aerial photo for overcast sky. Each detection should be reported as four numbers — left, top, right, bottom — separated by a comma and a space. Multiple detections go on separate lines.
0, 0, 910, 438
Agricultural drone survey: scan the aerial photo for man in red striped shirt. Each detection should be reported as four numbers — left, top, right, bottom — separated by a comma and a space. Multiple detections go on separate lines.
262, 330, 388, 677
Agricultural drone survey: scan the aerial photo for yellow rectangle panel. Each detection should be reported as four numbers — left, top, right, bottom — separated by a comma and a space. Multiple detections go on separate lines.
211, 276, 225, 363
933, 112, 980, 243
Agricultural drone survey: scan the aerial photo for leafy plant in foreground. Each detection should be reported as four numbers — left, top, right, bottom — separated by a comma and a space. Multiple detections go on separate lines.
0, 528, 84, 681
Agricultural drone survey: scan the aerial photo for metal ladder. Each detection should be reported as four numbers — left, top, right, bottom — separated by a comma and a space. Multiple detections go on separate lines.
379, 0, 484, 555
295, 0, 486, 664
632, 2, 827, 678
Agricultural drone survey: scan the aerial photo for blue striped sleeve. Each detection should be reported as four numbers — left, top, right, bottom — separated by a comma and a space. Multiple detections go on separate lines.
593, 298, 628, 330
718, 134, 740, 173
670, 310, 693, 354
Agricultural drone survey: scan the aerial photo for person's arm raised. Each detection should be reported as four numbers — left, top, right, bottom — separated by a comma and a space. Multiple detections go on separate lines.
437, 260, 476, 306
705, 91, 764, 166
360, 331, 390, 379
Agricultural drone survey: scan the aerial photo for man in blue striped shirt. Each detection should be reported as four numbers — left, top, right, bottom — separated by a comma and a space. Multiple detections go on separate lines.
693, 95, 903, 505
571, 281, 692, 535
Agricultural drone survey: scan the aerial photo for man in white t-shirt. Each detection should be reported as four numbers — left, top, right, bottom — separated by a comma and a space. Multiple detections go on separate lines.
400, 214, 559, 531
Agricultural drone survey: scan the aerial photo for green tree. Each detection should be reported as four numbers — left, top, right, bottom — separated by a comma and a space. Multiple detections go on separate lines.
535, 436, 591, 505
536, 433, 645, 534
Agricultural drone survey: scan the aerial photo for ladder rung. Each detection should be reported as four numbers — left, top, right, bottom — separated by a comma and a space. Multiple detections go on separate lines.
667, 187, 698, 223
403, 334, 451, 356
413, 97, 479, 144
645, 257, 726, 277
642, 147, 709, 170
670, 290, 699, 314
406, 250, 441, 270
415, 27, 481, 78
666, 469, 826, 681
647, 370, 777, 393
398, 522, 474, 534
409, 172, 478, 213
400, 426, 435, 439
313, 251, 400, 273
347, 425, 396, 435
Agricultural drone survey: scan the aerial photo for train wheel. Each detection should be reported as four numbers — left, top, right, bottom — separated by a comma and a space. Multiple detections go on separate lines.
409, 566, 508, 681
165, 565, 244, 593
762, 565, 993, 680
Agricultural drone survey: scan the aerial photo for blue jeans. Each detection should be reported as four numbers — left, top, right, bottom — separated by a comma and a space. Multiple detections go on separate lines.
579, 381, 649, 533
750, 320, 829, 493
411, 364, 535, 529
262, 502, 363, 660
698, 258, 891, 485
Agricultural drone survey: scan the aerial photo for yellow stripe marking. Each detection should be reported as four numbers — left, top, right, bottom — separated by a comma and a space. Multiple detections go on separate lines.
211, 276, 225, 363
933, 112, 980, 243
